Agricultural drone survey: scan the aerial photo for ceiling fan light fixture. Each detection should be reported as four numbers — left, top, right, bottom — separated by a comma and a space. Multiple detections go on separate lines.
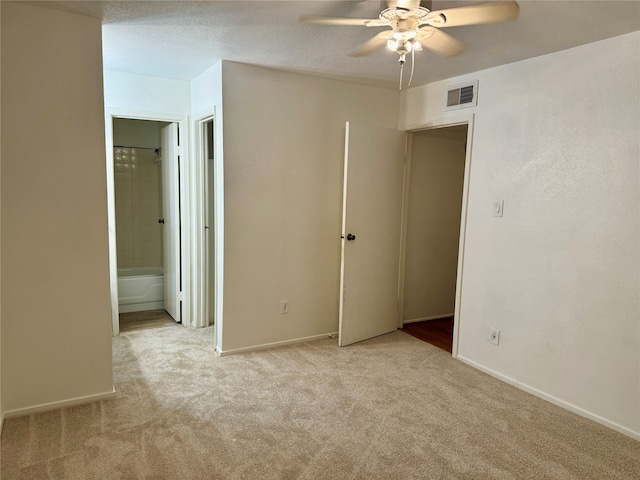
392, 29, 416, 41
387, 38, 414, 54
398, 41, 412, 55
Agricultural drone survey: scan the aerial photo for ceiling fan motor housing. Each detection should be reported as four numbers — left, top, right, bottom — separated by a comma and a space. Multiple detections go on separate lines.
391, 17, 419, 40
380, 6, 431, 24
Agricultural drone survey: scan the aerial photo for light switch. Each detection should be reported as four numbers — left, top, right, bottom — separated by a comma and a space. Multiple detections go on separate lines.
492, 200, 504, 217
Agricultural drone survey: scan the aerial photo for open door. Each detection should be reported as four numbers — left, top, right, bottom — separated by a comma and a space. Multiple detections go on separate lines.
161, 124, 181, 322
339, 122, 406, 346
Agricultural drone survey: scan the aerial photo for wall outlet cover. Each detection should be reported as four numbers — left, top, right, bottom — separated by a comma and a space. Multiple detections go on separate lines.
489, 328, 500, 345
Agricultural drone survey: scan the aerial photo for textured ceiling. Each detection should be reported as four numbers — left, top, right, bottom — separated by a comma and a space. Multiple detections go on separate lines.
34, 0, 640, 88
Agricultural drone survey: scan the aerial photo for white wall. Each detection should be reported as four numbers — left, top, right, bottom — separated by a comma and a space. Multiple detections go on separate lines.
219, 61, 400, 353
191, 62, 222, 120
1, 2, 114, 413
404, 127, 467, 322
190, 62, 224, 337
400, 32, 640, 438
103, 70, 190, 116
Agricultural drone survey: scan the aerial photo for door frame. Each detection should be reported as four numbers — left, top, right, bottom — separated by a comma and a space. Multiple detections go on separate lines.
399, 113, 475, 357
191, 110, 224, 353
191, 114, 215, 328
105, 109, 190, 336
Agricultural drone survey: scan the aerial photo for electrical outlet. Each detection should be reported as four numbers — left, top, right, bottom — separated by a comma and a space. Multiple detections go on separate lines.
280, 301, 289, 314
489, 328, 500, 345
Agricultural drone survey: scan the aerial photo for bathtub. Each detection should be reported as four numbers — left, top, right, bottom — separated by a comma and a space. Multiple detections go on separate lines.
117, 267, 164, 313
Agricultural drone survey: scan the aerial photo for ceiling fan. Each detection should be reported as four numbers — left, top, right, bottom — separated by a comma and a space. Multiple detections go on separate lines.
300, 0, 519, 88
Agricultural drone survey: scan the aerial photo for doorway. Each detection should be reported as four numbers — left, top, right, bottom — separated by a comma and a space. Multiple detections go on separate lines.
401, 125, 468, 353
203, 118, 215, 327
337, 120, 472, 354
107, 115, 185, 335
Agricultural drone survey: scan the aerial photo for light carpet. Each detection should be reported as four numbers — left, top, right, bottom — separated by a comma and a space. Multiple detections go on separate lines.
1, 327, 638, 479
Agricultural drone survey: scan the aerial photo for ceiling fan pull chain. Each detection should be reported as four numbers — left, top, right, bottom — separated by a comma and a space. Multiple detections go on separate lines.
398, 61, 404, 90
408, 46, 415, 88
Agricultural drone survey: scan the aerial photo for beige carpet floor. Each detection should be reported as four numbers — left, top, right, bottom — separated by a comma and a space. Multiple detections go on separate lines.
1, 327, 638, 479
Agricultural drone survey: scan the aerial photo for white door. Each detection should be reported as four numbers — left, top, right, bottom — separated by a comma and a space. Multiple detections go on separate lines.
161, 124, 181, 322
339, 122, 406, 346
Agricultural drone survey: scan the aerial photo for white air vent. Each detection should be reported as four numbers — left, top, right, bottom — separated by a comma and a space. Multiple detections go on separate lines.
445, 81, 478, 111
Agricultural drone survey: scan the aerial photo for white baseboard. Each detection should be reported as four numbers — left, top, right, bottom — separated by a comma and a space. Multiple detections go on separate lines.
403, 314, 454, 325
2, 388, 117, 419
217, 332, 338, 356
457, 356, 640, 441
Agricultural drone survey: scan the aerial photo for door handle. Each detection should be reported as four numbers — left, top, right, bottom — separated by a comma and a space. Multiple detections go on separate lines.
346, 233, 356, 241
158, 218, 165, 224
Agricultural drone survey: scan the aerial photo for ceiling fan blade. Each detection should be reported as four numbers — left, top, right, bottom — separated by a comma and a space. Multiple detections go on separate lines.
416, 27, 465, 57
349, 31, 393, 57
424, 1, 519, 28
300, 15, 386, 27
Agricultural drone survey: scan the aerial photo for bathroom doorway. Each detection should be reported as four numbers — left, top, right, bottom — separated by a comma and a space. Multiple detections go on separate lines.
109, 117, 183, 333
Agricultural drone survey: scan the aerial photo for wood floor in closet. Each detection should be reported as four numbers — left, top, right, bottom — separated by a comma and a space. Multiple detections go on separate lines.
400, 317, 454, 353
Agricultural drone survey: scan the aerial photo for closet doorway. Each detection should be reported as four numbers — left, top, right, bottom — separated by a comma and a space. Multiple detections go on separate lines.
400, 124, 469, 353
202, 117, 215, 327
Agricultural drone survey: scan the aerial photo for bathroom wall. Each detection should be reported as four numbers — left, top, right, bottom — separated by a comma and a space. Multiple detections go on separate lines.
113, 119, 168, 269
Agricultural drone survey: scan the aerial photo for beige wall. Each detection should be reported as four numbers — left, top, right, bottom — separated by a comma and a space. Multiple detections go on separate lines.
113, 119, 167, 269
1, 2, 113, 413
220, 61, 400, 352
400, 31, 640, 438
0, 1, 2, 426
403, 127, 467, 322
